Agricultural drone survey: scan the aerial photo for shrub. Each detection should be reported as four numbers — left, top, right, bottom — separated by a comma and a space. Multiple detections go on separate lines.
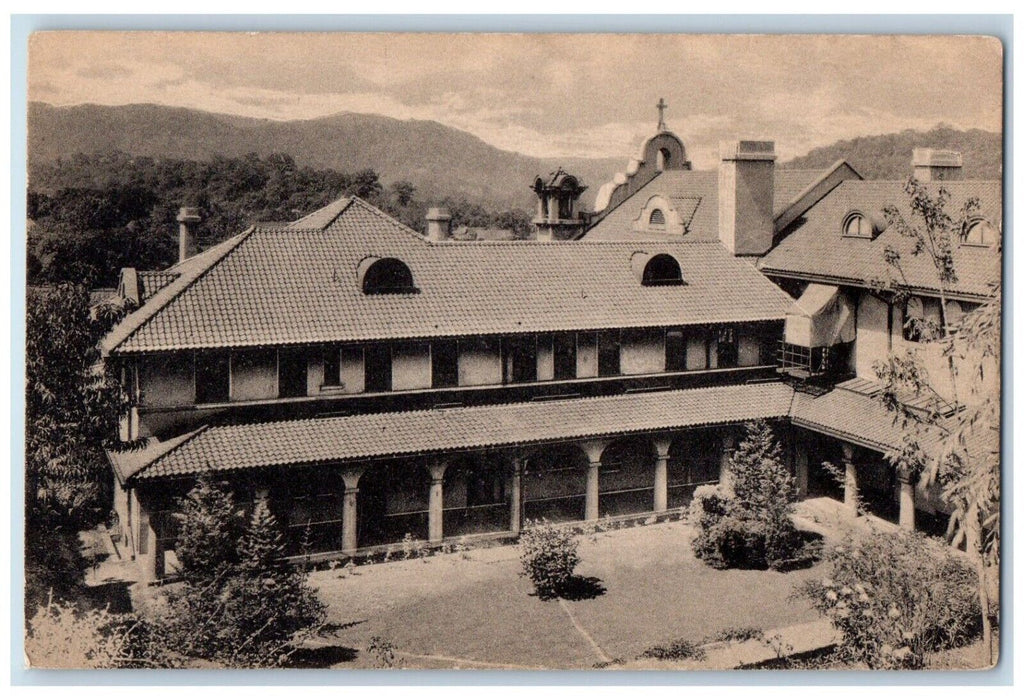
689, 421, 801, 570
639, 637, 707, 661
518, 519, 581, 600
797, 529, 982, 669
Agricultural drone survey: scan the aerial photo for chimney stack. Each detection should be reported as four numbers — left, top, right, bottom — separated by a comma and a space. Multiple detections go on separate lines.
425, 207, 452, 241
912, 148, 963, 182
176, 206, 201, 263
718, 140, 776, 256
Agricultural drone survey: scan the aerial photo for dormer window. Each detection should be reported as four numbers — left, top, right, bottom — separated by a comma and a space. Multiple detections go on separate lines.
963, 218, 998, 247
842, 212, 872, 239
360, 257, 417, 294
642, 253, 684, 286
649, 208, 666, 229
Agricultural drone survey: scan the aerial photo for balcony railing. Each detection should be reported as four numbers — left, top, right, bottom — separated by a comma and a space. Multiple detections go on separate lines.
776, 340, 852, 379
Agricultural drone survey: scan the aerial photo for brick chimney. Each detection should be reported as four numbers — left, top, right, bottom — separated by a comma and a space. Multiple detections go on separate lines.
176, 206, 201, 263
425, 207, 452, 241
912, 148, 963, 181
718, 140, 776, 256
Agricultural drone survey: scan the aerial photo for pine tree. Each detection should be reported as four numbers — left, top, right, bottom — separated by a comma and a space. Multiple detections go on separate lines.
238, 496, 286, 573
174, 474, 242, 584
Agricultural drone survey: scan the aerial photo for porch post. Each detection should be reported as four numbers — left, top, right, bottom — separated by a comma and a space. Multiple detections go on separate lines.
427, 458, 447, 544
795, 442, 809, 498
509, 454, 524, 537
579, 440, 609, 522
898, 471, 916, 531
719, 433, 736, 488
136, 496, 163, 583
653, 436, 671, 513
341, 467, 365, 556
842, 442, 858, 516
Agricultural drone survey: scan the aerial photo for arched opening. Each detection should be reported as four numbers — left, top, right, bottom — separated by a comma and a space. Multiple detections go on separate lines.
668, 429, 723, 508
963, 218, 998, 247
648, 208, 666, 229
523, 443, 588, 524
599, 437, 656, 517
657, 147, 671, 171
442, 453, 510, 537
357, 459, 430, 546
361, 258, 416, 294
642, 253, 684, 286
274, 466, 347, 555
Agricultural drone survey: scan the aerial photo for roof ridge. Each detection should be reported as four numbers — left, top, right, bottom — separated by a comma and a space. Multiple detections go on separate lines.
102, 228, 256, 355
119, 425, 210, 482
347, 196, 431, 243
286, 196, 353, 229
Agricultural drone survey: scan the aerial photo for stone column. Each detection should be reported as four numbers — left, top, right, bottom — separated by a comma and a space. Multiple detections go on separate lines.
341, 467, 365, 555
509, 454, 524, 536
427, 459, 447, 544
795, 442, 809, 498
898, 471, 916, 531
137, 498, 163, 583
653, 437, 672, 513
841, 442, 858, 516
579, 440, 609, 522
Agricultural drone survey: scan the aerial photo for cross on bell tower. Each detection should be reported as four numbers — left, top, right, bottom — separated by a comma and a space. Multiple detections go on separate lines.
656, 97, 668, 132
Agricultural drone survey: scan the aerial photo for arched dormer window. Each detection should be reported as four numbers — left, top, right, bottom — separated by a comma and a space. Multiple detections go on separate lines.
360, 257, 417, 294
963, 218, 998, 247
843, 212, 871, 238
642, 254, 684, 286
649, 208, 666, 228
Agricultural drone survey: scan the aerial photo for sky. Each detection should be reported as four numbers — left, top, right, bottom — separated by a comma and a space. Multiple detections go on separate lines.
28, 32, 1004, 168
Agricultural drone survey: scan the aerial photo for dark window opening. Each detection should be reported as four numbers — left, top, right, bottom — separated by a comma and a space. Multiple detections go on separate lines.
195, 351, 229, 404
503, 336, 538, 384
278, 349, 307, 398
362, 258, 416, 294
323, 346, 341, 386
649, 208, 666, 227
432, 338, 459, 388
716, 327, 738, 368
364, 343, 392, 392
642, 254, 684, 286
666, 329, 687, 372
598, 330, 621, 377
553, 332, 577, 380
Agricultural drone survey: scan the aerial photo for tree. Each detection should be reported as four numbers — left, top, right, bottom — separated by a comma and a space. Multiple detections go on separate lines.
874, 177, 1000, 662
173, 473, 244, 584
25, 284, 127, 609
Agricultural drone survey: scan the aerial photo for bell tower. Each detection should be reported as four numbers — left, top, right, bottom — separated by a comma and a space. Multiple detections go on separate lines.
531, 168, 588, 241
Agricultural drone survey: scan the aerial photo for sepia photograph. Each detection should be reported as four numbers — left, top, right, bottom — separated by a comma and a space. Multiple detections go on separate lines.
20, 28, 1003, 673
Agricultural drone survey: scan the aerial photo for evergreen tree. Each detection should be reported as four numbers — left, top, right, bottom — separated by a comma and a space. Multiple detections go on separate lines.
173, 474, 242, 584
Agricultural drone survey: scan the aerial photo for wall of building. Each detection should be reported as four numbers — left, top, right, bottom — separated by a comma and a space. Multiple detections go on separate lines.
855, 292, 890, 379
392, 342, 432, 391
139, 353, 194, 407
620, 329, 666, 375
738, 334, 761, 366
459, 338, 502, 386
231, 349, 277, 401
686, 335, 707, 370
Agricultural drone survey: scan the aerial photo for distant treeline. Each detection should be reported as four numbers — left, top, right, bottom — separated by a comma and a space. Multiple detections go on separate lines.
28, 151, 533, 288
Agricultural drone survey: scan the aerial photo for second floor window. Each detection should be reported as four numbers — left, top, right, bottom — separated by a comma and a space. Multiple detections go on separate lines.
365, 343, 392, 393
716, 327, 738, 368
432, 339, 459, 388
503, 336, 537, 384
278, 348, 307, 398
553, 332, 577, 380
195, 350, 229, 404
597, 330, 621, 377
665, 329, 687, 372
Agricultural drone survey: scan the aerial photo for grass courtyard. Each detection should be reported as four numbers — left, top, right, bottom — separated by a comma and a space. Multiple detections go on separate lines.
307, 519, 828, 669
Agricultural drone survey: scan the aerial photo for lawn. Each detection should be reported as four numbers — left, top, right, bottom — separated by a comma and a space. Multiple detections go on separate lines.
308, 519, 827, 669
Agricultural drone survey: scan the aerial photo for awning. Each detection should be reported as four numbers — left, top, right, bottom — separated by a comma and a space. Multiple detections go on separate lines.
784, 283, 855, 348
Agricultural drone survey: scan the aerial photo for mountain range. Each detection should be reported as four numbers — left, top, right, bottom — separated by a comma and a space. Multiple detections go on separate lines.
28, 103, 1003, 210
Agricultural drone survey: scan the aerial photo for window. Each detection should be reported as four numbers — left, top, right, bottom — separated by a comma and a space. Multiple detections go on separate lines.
361, 258, 416, 294
364, 343, 392, 392
553, 332, 577, 380
903, 296, 926, 342
642, 254, 683, 286
503, 336, 537, 384
597, 330, 621, 377
323, 346, 342, 387
842, 212, 872, 239
665, 329, 687, 372
648, 208, 666, 228
963, 219, 998, 247
278, 348, 307, 398
432, 338, 459, 388
195, 351, 229, 404
716, 327, 738, 368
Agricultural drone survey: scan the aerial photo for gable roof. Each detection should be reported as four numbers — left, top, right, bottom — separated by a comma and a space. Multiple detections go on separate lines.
759, 179, 1002, 300
583, 168, 829, 242
102, 196, 793, 355
115, 382, 797, 482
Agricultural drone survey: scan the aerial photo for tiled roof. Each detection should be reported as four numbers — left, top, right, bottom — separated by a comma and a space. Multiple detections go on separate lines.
759, 180, 1002, 299
107, 428, 206, 483
137, 271, 180, 302
790, 380, 944, 453
121, 382, 797, 481
584, 169, 824, 242
103, 197, 793, 354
